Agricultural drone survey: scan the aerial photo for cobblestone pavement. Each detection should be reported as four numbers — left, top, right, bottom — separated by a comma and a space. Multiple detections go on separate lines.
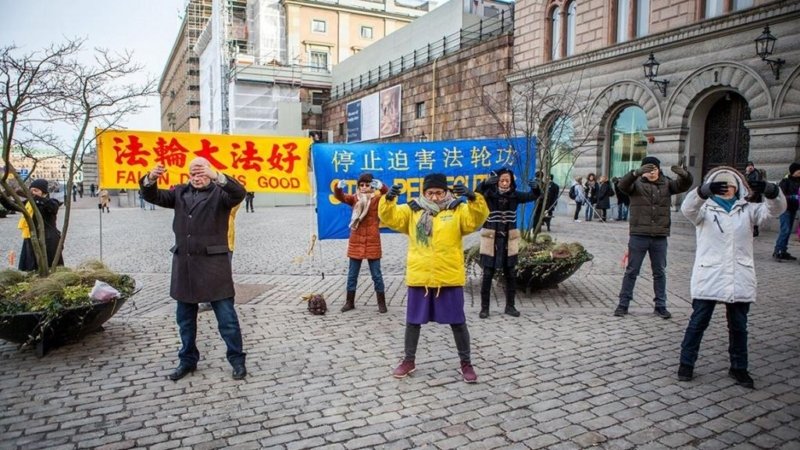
1, 195, 799, 449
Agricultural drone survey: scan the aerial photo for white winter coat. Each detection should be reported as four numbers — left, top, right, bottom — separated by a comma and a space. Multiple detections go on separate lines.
680, 168, 786, 303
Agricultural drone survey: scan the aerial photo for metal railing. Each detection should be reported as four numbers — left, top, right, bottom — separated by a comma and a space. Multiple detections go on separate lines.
330, 9, 514, 100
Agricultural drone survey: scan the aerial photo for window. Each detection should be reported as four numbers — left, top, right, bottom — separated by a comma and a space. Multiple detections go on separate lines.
311, 91, 326, 106
550, 6, 561, 60
415, 102, 426, 119
615, 0, 649, 43
547, 1, 577, 61
312, 19, 326, 33
609, 106, 648, 179
705, 0, 753, 18
310, 51, 328, 72
361, 26, 373, 39
546, 115, 576, 185
338, 123, 344, 136
566, 2, 576, 57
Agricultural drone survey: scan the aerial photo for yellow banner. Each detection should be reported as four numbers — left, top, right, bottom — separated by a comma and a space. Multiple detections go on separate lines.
96, 129, 312, 193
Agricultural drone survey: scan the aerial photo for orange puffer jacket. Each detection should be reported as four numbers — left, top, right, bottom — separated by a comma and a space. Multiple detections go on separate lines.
334, 185, 388, 260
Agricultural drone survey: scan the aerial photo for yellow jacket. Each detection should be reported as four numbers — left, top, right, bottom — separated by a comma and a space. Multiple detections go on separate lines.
227, 203, 241, 251
18, 202, 33, 239
379, 194, 488, 287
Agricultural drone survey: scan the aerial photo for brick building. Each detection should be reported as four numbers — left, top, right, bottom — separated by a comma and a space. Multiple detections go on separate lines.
511, 0, 800, 183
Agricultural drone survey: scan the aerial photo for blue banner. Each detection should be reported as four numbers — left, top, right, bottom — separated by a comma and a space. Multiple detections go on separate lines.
313, 137, 533, 239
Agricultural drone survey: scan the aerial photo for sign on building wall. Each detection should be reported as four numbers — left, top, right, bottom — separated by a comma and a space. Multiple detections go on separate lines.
96, 129, 312, 193
346, 85, 402, 143
313, 137, 529, 239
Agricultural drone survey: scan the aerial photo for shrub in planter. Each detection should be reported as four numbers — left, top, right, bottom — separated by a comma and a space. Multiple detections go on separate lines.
465, 234, 593, 292
0, 261, 136, 356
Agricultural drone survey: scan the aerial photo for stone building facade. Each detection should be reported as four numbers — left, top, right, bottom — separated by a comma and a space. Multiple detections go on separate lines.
511, 0, 800, 183
322, 33, 513, 143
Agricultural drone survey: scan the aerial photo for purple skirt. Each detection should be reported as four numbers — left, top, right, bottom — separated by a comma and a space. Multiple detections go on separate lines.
406, 286, 466, 325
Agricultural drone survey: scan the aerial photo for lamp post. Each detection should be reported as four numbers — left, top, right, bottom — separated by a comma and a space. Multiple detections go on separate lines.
754, 25, 785, 80
60, 163, 66, 200
642, 52, 669, 97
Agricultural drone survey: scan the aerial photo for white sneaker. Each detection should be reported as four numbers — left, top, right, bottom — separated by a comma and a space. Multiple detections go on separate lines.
574, 219, 582, 223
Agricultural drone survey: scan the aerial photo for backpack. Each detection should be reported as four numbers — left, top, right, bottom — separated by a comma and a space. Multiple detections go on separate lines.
568, 185, 577, 200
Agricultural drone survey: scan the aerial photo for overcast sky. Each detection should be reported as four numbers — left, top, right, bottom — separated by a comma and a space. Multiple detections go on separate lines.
1, 0, 185, 138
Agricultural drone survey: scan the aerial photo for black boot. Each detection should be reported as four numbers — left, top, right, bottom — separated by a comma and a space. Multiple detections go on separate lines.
504, 270, 520, 317
376, 291, 387, 313
479, 268, 494, 319
341, 290, 356, 312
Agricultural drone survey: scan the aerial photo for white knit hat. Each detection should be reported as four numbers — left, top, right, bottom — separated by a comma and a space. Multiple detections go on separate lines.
712, 171, 738, 187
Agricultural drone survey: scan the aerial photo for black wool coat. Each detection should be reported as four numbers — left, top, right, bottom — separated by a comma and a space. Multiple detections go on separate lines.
140, 175, 246, 303
476, 178, 539, 268
595, 181, 615, 209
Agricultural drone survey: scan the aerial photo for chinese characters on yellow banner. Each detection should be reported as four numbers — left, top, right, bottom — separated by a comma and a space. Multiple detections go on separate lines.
96, 129, 312, 193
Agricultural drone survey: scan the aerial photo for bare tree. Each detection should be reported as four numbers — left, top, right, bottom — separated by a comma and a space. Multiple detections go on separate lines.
476, 69, 598, 239
1, 39, 156, 276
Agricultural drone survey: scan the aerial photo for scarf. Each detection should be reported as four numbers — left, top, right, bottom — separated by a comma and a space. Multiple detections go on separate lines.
349, 192, 373, 230
712, 195, 737, 213
415, 191, 458, 247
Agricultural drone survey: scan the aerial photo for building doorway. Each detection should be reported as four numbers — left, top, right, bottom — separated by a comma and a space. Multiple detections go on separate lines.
702, 92, 750, 175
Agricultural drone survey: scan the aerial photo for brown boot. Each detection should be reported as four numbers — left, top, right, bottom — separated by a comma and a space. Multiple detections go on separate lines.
341, 290, 356, 312
377, 292, 387, 313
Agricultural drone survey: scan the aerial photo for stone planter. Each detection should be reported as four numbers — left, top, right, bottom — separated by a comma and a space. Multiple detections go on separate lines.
0, 297, 129, 357
513, 255, 593, 292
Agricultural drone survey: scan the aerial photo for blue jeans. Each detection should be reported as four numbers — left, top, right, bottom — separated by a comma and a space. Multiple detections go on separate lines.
618, 235, 668, 308
774, 210, 797, 253
585, 202, 595, 221
617, 204, 629, 220
680, 299, 749, 370
346, 258, 384, 292
176, 298, 245, 368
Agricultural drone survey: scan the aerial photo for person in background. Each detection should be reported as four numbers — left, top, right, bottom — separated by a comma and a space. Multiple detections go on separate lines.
476, 168, 540, 318
99, 189, 110, 213
613, 177, 630, 221
333, 173, 389, 313
583, 173, 598, 221
245, 191, 255, 213
594, 175, 615, 222
379, 173, 489, 383
570, 176, 586, 222
18, 179, 64, 272
542, 174, 560, 232
772, 162, 800, 261
613, 156, 693, 319
138, 190, 146, 209
71, 185, 77, 202
140, 158, 248, 381
89, 183, 96, 197
677, 167, 784, 389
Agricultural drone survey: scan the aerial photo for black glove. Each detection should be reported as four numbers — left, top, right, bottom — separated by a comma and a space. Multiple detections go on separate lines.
670, 165, 689, 177
636, 163, 658, 177
528, 180, 542, 196
453, 182, 475, 201
408, 199, 422, 212
762, 182, 779, 199
385, 184, 402, 201
698, 181, 728, 199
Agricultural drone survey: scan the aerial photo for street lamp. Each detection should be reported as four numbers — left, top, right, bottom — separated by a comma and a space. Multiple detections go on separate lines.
642, 52, 669, 97
754, 25, 785, 80
60, 163, 66, 198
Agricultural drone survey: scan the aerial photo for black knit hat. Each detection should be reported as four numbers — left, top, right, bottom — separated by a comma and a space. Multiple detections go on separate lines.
790, 162, 800, 175
357, 173, 373, 184
423, 173, 448, 192
641, 156, 661, 168
30, 179, 49, 194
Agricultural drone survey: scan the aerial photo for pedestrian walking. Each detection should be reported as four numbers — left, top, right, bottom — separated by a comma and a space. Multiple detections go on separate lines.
17, 179, 64, 272
333, 173, 389, 313
140, 158, 248, 381
584, 173, 598, 221
475, 168, 540, 318
138, 190, 145, 209
379, 173, 489, 383
71, 185, 77, 203
98, 189, 110, 213
89, 183, 96, 197
612, 177, 630, 221
772, 162, 800, 261
595, 175, 615, 222
570, 176, 586, 222
613, 156, 693, 319
245, 191, 255, 212
677, 167, 785, 388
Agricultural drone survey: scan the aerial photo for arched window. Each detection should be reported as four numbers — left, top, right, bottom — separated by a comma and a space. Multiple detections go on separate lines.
551, 6, 562, 61
566, 2, 576, 57
609, 105, 648, 179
